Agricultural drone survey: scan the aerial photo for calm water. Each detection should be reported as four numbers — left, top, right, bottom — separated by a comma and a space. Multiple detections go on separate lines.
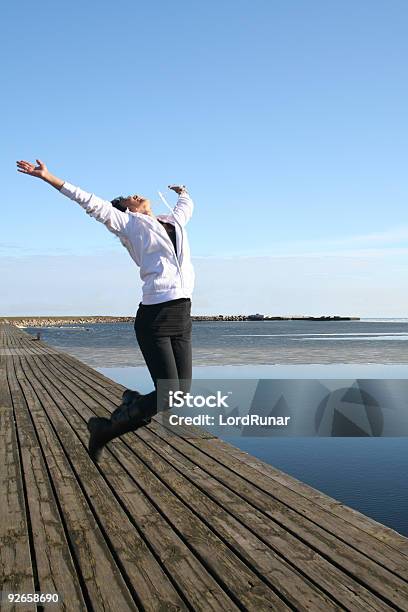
25, 319, 408, 536
25, 318, 408, 367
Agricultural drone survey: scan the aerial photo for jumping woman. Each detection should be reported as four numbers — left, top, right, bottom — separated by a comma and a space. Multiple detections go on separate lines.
17, 159, 195, 461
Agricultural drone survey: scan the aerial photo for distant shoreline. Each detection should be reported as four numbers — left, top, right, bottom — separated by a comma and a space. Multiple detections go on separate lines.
1, 315, 360, 327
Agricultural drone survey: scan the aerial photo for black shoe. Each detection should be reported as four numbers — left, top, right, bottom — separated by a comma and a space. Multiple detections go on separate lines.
121, 389, 142, 405
111, 389, 142, 425
112, 399, 152, 427
87, 417, 112, 462
87, 404, 147, 462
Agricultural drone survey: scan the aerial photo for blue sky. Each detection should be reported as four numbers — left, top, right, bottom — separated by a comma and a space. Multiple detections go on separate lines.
2, 0, 408, 315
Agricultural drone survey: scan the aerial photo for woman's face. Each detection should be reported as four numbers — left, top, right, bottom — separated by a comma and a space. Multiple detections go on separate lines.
123, 194, 151, 214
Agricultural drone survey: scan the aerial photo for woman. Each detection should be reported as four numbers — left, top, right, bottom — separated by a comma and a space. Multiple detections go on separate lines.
17, 159, 195, 461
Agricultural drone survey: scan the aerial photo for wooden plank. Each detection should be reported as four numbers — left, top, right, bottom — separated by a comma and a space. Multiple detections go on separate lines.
132, 427, 389, 611
7, 355, 139, 612
3, 360, 86, 611
0, 326, 57, 357
3, 329, 88, 610
23, 354, 244, 611
197, 437, 408, 556
26, 352, 290, 611
0, 364, 35, 612
33, 351, 399, 611
135, 427, 396, 612
186, 436, 408, 567
13, 353, 193, 611
143, 422, 408, 609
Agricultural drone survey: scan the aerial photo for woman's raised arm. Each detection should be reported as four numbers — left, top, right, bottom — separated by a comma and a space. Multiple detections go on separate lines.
169, 184, 194, 227
16, 159, 131, 237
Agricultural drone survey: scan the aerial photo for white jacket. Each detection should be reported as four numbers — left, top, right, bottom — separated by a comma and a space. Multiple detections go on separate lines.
60, 182, 195, 305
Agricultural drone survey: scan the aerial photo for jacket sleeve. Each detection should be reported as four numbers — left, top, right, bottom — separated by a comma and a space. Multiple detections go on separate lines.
172, 190, 194, 227
60, 182, 130, 237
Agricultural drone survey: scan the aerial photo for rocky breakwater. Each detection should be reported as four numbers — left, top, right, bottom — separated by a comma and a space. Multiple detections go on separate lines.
1, 314, 359, 327
1, 316, 134, 328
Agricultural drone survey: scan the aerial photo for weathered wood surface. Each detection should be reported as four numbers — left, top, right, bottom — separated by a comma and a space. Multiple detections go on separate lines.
1, 323, 407, 611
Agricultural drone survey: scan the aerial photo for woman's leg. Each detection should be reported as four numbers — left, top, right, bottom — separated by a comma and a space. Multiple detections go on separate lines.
87, 304, 192, 461
170, 325, 193, 393
134, 331, 181, 418
88, 332, 180, 461
136, 331, 179, 388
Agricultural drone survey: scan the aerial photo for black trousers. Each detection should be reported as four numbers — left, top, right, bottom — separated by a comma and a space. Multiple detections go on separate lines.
134, 297, 192, 417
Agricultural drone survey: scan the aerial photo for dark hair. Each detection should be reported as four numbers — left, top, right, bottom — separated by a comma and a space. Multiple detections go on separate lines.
111, 196, 127, 212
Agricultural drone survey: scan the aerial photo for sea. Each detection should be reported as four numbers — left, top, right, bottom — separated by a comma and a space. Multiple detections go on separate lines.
24, 318, 408, 537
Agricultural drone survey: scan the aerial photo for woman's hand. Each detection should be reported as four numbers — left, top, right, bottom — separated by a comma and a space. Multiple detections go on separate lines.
168, 184, 187, 195
17, 159, 65, 190
17, 159, 49, 179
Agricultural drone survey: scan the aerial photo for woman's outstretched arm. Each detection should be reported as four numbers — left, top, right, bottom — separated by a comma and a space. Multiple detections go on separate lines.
16, 159, 131, 237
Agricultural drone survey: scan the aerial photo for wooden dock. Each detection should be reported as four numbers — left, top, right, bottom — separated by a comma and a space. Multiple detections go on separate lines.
1, 323, 408, 611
